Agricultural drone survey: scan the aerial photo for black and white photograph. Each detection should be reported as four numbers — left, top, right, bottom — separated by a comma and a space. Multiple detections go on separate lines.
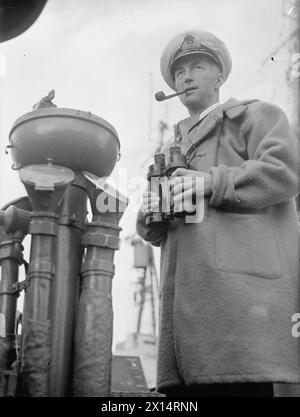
0, 0, 299, 401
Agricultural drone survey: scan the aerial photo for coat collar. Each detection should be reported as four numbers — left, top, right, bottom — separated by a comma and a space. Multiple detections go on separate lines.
179, 98, 258, 156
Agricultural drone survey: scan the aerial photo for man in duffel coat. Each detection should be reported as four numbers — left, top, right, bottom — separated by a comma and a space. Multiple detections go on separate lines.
136, 29, 300, 397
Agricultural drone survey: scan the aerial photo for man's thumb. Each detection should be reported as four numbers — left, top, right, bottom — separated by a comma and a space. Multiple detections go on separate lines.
171, 168, 188, 177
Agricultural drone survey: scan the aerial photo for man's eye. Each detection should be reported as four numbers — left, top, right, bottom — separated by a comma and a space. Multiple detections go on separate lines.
195, 65, 204, 70
175, 70, 184, 77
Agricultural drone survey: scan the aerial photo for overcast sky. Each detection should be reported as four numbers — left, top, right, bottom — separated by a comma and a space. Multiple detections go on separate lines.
0, 0, 294, 346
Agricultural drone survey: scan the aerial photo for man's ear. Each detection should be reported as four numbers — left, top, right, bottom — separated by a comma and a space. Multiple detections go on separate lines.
215, 73, 225, 89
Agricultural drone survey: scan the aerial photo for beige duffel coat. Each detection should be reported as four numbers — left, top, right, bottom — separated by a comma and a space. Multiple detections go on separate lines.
136, 98, 300, 392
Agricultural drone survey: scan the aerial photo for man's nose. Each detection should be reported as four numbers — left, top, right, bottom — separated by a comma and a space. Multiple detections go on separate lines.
183, 68, 193, 83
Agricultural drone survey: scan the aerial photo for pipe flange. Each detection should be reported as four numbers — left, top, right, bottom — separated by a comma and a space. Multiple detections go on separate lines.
82, 232, 120, 250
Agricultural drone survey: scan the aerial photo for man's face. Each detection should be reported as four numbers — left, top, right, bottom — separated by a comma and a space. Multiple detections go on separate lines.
173, 54, 223, 114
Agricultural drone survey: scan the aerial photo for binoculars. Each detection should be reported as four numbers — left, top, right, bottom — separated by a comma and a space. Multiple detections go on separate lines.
146, 146, 194, 226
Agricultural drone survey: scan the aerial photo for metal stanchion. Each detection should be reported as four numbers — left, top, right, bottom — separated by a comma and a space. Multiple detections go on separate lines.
49, 174, 88, 397
0, 198, 31, 397
73, 183, 128, 397
19, 164, 74, 397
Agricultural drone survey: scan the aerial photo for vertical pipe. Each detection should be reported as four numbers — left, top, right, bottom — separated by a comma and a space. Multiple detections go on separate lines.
0, 239, 22, 372
19, 164, 74, 397
20, 213, 58, 397
0, 200, 31, 379
49, 175, 87, 397
73, 186, 127, 397
0, 241, 22, 334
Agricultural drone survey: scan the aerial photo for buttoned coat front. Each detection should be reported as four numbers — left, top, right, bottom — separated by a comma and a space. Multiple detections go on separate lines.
136, 98, 300, 392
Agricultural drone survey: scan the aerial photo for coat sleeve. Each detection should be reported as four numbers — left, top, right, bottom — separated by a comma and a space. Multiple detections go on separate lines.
136, 209, 168, 247
209, 102, 300, 209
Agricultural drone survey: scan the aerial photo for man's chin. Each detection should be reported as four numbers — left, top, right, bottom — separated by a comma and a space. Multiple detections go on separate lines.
182, 96, 203, 110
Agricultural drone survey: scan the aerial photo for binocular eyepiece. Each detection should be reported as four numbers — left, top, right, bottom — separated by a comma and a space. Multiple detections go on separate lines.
145, 146, 193, 226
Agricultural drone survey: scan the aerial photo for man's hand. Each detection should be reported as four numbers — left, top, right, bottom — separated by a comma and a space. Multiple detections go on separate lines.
170, 168, 212, 211
141, 190, 160, 214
